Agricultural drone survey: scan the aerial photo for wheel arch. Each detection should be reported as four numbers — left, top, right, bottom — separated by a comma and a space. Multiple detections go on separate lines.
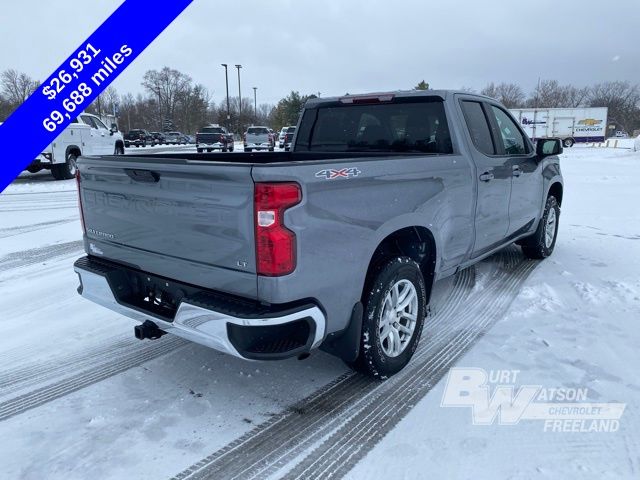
362, 226, 437, 304
65, 145, 82, 159
548, 181, 563, 206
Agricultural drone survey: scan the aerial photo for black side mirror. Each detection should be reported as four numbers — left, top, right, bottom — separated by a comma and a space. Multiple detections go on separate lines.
536, 138, 563, 159
110, 124, 118, 135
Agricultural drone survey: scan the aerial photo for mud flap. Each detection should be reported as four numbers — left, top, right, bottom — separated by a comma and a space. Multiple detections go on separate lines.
320, 302, 363, 363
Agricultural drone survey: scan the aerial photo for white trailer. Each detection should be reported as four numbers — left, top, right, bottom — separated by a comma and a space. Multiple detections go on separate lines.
509, 107, 608, 147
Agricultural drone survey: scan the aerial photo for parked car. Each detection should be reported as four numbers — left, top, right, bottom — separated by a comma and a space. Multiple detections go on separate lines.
25, 113, 124, 180
278, 126, 290, 148
73, 90, 563, 378
164, 131, 185, 145
125, 129, 153, 147
150, 132, 166, 145
283, 126, 296, 151
244, 126, 274, 152
196, 125, 234, 152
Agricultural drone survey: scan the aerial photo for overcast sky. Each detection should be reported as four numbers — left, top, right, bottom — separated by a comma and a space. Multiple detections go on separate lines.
2, 0, 639, 106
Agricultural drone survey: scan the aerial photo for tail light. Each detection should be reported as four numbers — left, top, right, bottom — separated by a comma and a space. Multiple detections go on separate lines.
220, 134, 225, 142
254, 182, 301, 276
76, 170, 86, 235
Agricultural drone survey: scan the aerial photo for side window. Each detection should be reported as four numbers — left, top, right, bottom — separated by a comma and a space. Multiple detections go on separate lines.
460, 101, 495, 155
80, 115, 97, 129
92, 117, 108, 130
490, 106, 529, 155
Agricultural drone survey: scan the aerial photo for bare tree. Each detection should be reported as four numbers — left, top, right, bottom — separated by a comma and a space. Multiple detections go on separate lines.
587, 81, 640, 134
480, 82, 525, 108
0, 69, 39, 106
528, 80, 589, 108
142, 67, 192, 128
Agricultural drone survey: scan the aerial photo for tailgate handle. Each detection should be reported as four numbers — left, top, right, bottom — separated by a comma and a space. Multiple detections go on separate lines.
125, 169, 160, 183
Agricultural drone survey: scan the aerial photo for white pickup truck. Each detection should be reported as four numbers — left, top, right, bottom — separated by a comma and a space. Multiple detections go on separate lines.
27, 113, 125, 180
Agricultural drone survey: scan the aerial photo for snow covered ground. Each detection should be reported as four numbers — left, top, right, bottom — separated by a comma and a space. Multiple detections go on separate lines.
0, 146, 638, 479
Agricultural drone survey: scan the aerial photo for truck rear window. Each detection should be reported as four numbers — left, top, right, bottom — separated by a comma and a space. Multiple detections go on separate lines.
201, 127, 224, 134
247, 127, 269, 134
296, 100, 452, 154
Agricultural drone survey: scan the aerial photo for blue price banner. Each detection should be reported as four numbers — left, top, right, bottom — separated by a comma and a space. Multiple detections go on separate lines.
0, 0, 193, 192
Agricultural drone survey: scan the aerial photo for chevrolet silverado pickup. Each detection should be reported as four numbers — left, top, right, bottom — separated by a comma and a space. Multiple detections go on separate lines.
196, 125, 234, 152
73, 90, 563, 378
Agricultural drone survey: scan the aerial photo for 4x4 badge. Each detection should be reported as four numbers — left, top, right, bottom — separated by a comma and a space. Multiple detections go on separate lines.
315, 167, 361, 180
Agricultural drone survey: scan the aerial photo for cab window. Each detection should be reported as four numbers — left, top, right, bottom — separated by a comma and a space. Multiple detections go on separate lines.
490, 106, 529, 155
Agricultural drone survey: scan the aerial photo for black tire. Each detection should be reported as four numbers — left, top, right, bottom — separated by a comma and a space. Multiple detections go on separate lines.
114, 144, 124, 155
521, 195, 560, 259
229, 146, 234, 152
563, 138, 574, 148
350, 257, 427, 379
269, 147, 274, 152
196, 148, 203, 153
245, 148, 252, 153
51, 153, 78, 180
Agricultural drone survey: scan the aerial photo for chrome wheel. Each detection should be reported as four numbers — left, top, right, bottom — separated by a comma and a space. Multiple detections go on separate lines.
545, 207, 557, 248
378, 279, 418, 357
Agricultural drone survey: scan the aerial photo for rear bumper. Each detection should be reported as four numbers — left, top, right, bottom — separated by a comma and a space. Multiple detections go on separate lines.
196, 142, 225, 149
73, 256, 326, 360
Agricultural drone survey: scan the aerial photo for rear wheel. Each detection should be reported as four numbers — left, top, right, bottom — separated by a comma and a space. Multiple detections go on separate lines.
521, 195, 560, 259
563, 138, 574, 148
245, 148, 252, 153
114, 144, 124, 155
51, 152, 78, 180
196, 148, 203, 153
349, 257, 427, 379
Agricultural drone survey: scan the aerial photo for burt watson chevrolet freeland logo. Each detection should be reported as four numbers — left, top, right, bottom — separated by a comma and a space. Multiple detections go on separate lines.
441, 368, 625, 432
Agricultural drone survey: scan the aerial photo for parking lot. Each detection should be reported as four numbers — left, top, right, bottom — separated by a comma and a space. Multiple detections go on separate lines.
0, 145, 638, 479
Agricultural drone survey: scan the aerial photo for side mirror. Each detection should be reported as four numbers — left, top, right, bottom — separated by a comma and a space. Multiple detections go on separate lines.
110, 124, 118, 135
536, 138, 563, 159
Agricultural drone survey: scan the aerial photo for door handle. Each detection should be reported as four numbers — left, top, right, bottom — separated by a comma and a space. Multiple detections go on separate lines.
512, 165, 521, 177
479, 172, 494, 182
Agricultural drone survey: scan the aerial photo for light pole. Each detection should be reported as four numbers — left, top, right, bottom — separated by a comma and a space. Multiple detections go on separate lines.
221, 64, 230, 130
235, 64, 242, 133
253, 87, 257, 122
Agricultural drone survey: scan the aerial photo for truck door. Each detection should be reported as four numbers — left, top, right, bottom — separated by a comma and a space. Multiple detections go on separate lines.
459, 99, 511, 257
486, 105, 543, 237
80, 115, 110, 154
552, 117, 575, 138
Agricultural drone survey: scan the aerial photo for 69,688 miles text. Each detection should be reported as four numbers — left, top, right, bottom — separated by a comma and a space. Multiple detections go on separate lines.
42, 83, 93, 132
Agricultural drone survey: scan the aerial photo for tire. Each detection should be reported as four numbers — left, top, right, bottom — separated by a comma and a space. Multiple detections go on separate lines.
229, 146, 234, 152
197, 148, 203, 153
350, 257, 427, 379
521, 195, 560, 259
51, 152, 78, 180
269, 147, 274, 152
563, 138, 574, 148
114, 144, 124, 155
245, 148, 252, 153
207, 148, 212, 153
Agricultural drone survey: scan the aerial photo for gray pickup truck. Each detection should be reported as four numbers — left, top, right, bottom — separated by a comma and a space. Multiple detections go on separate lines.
73, 90, 563, 378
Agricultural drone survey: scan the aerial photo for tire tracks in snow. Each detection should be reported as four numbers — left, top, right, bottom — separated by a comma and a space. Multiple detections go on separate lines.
169, 247, 535, 480
0, 240, 83, 273
0, 217, 78, 239
282, 258, 537, 480
0, 336, 187, 422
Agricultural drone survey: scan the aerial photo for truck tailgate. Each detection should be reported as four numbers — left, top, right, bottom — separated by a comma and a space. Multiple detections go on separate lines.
78, 156, 257, 299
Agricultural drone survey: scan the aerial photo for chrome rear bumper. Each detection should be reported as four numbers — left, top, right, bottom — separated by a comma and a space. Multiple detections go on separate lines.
74, 258, 326, 360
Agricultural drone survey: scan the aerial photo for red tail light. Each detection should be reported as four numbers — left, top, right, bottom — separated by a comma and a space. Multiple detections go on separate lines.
254, 182, 301, 276
220, 134, 225, 142
76, 170, 86, 234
